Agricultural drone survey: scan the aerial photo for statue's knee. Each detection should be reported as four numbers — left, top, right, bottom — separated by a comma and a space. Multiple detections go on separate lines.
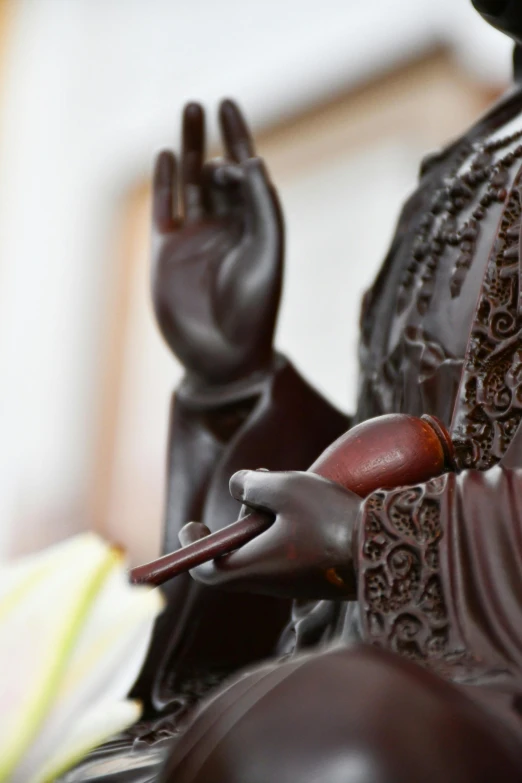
161, 645, 522, 783
332, 646, 522, 782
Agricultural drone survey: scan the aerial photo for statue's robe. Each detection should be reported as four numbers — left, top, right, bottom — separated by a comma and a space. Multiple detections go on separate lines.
66, 88, 522, 780
274, 88, 522, 743
277, 86, 522, 663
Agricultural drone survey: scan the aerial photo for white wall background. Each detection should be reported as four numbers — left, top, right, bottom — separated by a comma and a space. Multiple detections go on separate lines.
0, 0, 511, 559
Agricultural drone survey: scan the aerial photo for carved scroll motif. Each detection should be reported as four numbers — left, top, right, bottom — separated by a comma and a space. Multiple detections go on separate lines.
452, 182, 522, 469
358, 477, 478, 679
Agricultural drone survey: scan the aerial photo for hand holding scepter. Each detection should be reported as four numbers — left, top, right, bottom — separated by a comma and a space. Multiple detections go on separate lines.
130, 414, 455, 590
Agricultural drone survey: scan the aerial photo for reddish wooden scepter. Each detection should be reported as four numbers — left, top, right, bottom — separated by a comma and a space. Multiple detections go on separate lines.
130, 414, 455, 587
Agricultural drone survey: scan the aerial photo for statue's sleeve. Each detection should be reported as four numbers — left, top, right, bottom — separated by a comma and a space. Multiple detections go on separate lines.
164, 353, 349, 550
356, 466, 522, 688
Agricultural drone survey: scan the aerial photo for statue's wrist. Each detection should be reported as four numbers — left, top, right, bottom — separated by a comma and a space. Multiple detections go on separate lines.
177, 353, 286, 411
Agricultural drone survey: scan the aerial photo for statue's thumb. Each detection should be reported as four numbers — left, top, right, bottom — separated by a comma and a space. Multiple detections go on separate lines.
241, 158, 280, 238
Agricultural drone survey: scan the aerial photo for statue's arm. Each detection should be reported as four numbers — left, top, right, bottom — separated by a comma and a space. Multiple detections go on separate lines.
132, 357, 348, 714
356, 466, 522, 683
152, 98, 350, 550
134, 99, 350, 713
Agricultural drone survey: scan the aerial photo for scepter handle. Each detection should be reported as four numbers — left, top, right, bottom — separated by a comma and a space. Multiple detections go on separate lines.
130, 510, 271, 586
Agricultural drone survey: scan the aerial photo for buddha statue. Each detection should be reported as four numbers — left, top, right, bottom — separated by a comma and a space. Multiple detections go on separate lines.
65, 1, 522, 781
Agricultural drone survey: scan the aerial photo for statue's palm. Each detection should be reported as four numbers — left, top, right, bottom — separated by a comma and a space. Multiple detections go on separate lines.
152, 101, 283, 386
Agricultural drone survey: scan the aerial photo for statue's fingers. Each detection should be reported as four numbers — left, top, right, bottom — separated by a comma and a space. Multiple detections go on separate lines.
179, 516, 273, 589
200, 159, 242, 215
201, 159, 243, 190
219, 99, 255, 163
182, 102, 205, 222
178, 521, 211, 548
230, 470, 305, 515
152, 150, 178, 232
205, 521, 287, 592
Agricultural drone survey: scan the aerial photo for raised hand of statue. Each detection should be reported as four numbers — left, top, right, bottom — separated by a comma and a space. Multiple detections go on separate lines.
178, 470, 361, 600
151, 100, 284, 388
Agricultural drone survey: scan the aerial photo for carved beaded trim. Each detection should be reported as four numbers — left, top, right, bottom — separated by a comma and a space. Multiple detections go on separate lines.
358, 477, 477, 677
397, 129, 522, 315
452, 178, 522, 469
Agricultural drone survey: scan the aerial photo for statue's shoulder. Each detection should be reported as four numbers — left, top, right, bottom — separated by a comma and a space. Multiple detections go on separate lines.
359, 95, 522, 353
359, 89, 522, 432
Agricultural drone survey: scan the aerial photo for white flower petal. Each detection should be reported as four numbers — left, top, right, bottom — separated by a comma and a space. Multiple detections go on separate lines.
0, 537, 76, 621
28, 699, 142, 783
0, 534, 122, 779
13, 569, 164, 782
58, 561, 165, 705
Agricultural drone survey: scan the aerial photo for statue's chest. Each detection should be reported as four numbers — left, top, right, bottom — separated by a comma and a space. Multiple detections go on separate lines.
357, 116, 522, 470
